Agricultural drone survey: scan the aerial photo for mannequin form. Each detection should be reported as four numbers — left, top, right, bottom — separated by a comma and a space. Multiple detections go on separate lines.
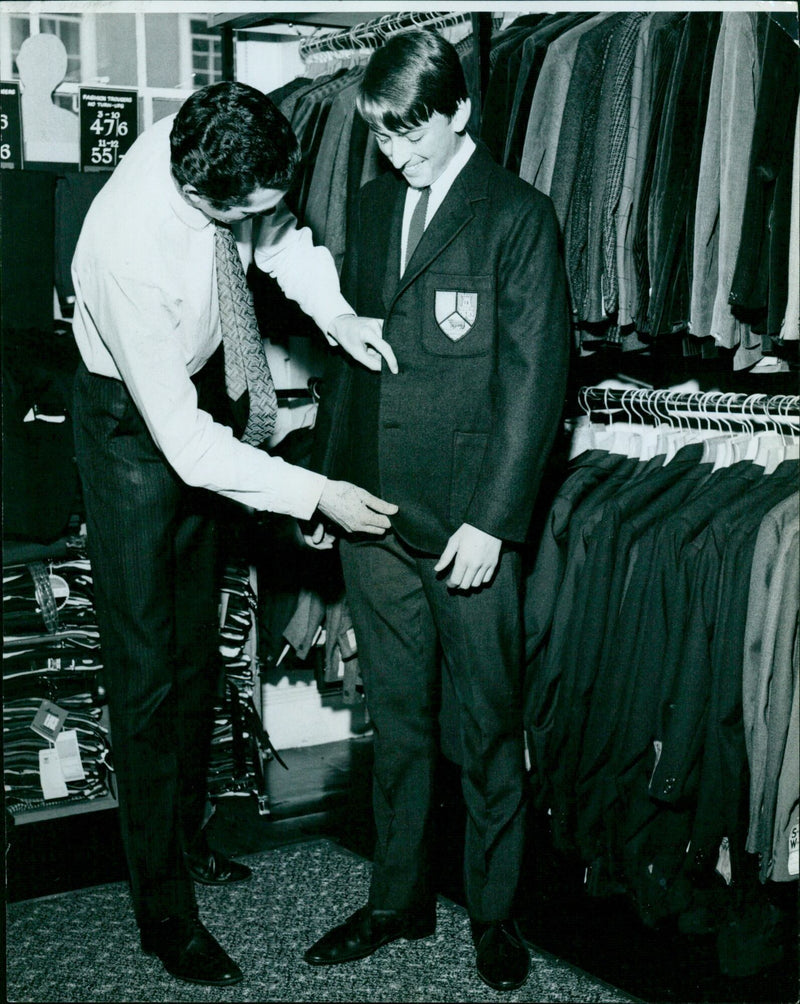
17, 33, 79, 162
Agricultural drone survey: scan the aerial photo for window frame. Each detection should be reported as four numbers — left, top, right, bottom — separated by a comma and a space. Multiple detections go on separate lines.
0, 9, 225, 131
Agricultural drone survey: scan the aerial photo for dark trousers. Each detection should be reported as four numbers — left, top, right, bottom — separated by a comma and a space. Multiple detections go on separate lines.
340, 533, 527, 923
72, 360, 226, 928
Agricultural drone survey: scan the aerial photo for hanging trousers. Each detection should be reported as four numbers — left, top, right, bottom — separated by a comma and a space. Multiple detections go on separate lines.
339, 532, 527, 924
72, 351, 229, 928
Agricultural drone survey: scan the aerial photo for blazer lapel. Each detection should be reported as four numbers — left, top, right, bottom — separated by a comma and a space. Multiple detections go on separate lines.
390, 148, 490, 308
381, 187, 406, 311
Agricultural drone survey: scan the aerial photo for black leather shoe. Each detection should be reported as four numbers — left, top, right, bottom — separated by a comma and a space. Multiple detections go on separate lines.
304, 905, 435, 965
185, 847, 252, 885
141, 916, 243, 986
473, 919, 530, 991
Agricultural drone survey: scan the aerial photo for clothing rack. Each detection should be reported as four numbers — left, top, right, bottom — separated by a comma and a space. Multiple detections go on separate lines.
579, 387, 800, 430
298, 10, 474, 63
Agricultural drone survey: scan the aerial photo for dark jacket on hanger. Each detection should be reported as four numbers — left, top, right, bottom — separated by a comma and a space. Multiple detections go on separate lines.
729, 16, 799, 335
645, 12, 721, 337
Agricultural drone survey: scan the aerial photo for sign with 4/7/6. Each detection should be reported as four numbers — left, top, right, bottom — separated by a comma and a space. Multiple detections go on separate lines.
79, 86, 138, 172
0, 81, 23, 169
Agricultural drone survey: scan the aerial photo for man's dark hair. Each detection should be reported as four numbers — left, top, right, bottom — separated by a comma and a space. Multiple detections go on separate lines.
170, 81, 300, 209
357, 29, 468, 133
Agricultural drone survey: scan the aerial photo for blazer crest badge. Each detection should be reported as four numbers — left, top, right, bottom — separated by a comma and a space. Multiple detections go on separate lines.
435, 291, 477, 341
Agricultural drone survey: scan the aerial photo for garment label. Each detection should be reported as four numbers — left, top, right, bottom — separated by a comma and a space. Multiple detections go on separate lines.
715, 836, 732, 885
339, 627, 357, 660
788, 823, 799, 877
39, 748, 69, 799
30, 700, 68, 742
49, 573, 70, 608
649, 739, 663, 787
55, 729, 85, 782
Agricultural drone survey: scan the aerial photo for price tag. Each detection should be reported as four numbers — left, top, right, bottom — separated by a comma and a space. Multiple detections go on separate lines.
31, 699, 68, 743
39, 748, 69, 800
55, 729, 86, 782
49, 573, 70, 609
0, 81, 24, 170
79, 86, 137, 172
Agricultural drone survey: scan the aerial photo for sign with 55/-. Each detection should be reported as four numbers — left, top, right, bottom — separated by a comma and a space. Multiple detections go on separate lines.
0, 81, 23, 169
79, 86, 138, 171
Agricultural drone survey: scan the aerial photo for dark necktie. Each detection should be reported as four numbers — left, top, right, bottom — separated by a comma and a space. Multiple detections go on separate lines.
215, 223, 277, 446
404, 186, 430, 271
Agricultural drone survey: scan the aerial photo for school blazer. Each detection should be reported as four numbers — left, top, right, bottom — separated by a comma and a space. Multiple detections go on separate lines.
314, 142, 571, 554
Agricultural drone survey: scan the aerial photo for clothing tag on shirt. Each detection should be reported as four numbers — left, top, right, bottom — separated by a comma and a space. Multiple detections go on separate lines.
30, 700, 68, 743
649, 739, 663, 787
339, 627, 357, 660
55, 729, 86, 783
715, 836, 732, 885
788, 823, 799, 877
39, 748, 69, 800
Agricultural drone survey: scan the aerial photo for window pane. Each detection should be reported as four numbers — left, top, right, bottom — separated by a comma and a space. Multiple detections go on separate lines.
190, 18, 223, 86
145, 14, 182, 88
53, 93, 78, 115
9, 16, 31, 76
95, 13, 137, 87
39, 16, 81, 82
152, 97, 184, 123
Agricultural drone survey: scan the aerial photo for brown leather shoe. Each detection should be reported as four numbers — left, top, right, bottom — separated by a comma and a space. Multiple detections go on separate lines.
304, 905, 435, 965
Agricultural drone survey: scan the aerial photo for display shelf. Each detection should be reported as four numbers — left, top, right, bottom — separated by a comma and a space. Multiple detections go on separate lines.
9, 791, 119, 826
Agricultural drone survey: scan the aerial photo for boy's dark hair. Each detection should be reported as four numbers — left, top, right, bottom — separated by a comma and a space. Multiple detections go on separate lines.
357, 29, 468, 133
170, 81, 300, 209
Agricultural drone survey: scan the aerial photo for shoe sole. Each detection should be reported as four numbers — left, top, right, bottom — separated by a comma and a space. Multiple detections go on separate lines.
142, 946, 244, 986
304, 926, 435, 966
188, 873, 253, 886
477, 970, 529, 992
163, 968, 244, 987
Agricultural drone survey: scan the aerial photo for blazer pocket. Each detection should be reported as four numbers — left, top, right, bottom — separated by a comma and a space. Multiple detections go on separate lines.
450, 431, 488, 525
422, 273, 494, 357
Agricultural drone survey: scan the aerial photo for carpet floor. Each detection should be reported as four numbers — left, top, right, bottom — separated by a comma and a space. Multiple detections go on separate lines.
6, 838, 640, 1004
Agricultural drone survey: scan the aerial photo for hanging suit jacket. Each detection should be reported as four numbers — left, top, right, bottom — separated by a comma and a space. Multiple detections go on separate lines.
314, 141, 570, 554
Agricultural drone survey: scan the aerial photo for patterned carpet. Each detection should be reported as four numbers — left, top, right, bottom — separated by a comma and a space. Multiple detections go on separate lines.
5, 839, 640, 1003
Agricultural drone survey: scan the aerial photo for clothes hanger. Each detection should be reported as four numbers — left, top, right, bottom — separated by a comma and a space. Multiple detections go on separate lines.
569, 386, 598, 458
710, 394, 740, 471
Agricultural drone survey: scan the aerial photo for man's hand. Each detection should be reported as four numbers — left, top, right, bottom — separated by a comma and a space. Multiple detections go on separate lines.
434, 523, 502, 590
300, 520, 336, 550
317, 479, 397, 535
328, 314, 398, 374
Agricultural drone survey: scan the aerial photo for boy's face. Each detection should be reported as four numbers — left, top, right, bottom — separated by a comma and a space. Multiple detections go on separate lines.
370, 99, 471, 189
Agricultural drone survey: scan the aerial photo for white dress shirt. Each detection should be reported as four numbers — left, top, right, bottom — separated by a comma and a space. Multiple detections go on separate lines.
399, 134, 476, 273
72, 114, 353, 518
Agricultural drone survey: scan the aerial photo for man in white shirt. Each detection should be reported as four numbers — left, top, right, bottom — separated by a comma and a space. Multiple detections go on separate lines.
71, 81, 398, 987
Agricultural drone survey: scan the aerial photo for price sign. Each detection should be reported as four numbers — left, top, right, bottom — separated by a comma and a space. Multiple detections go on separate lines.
0, 81, 24, 170
79, 86, 137, 172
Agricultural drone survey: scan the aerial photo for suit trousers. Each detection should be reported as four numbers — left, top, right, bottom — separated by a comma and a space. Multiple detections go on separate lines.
72, 359, 226, 928
339, 533, 527, 924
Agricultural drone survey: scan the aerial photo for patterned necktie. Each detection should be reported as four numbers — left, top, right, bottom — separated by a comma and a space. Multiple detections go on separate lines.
214, 223, 277, 445
404, 186, 430, 271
